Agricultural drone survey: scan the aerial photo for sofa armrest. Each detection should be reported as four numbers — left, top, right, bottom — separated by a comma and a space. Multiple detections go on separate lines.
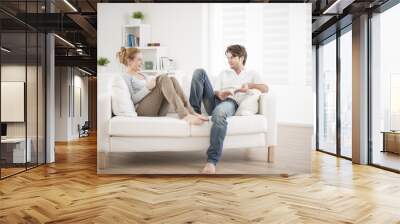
259, 92, 277, 146
97, 72, 113, 153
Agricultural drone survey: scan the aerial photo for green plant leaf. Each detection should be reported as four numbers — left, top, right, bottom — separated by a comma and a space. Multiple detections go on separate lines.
97, 57, 110, 66
132, 11, 144, 19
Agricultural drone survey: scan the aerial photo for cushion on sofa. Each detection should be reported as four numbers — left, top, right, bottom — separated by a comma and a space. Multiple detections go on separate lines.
109, 116, 190, 137
190, 115, 267, 137
235, 89, 262, 116
110, 114, 267, 138
110, 133, 266, 152
111, 74, 137, 117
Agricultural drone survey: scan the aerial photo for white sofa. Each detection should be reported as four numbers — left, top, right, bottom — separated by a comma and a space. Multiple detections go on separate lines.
97, 72, 277, 172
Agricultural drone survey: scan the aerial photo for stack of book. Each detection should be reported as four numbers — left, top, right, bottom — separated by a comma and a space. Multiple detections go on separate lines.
127, 34, 140, 47
147, 43, 160, 47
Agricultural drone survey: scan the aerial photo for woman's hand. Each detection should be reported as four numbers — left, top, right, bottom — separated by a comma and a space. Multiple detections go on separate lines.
146, 77, 156, 90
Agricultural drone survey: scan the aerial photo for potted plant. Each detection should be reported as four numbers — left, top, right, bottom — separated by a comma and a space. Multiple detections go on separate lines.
97, 57, 110, 73
129, 11, 144, 25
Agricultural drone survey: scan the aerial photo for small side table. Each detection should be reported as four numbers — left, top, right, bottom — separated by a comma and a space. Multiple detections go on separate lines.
381, 131, 400, 154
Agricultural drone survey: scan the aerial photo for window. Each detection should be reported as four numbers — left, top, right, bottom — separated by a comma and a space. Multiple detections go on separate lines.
262, 5, 290, 85
317, 37, 337, 154
371, 3, 400, 171
390, 74, 400, 130
340, 28, 352, 158
316, 25, 353, 159
209, 3, 312, 124
0, 1, 47, 179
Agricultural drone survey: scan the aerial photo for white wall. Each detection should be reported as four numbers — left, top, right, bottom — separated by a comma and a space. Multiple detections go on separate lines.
72, 74, 89, 138
55, 67, 69, 141
1, 64, 47, 164
1, 65, 43, 137
55, 67, 89, 141
98, 3, 208, 76
1, 66, 26, 133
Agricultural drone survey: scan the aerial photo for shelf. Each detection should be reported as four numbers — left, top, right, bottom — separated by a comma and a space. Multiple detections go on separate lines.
123, 24, 151, 48
138, 46, 165, 50
123, 24, 172, 73
140, 70, 177, 73
125, 46, 165, 50
123, 24, 150, 28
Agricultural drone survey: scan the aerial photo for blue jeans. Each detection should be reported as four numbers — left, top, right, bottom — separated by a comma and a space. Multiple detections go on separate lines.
189, 68, 238, 165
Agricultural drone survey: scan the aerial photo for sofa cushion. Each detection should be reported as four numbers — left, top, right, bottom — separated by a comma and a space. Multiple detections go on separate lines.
109, 116, 190, 137
111, 74, 137, 117
235, 89, 262, 116
110, 133, 266, 152
190, 115, 267, 137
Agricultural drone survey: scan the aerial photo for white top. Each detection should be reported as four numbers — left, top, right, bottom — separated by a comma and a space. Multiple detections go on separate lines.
122, 73, 151, 105
213, 68, 264, 91
214, 68, 265, 103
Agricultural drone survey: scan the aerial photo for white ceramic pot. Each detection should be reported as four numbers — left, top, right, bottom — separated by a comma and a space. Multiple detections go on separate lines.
97, 66, 107, 74
129, 18, 142, 26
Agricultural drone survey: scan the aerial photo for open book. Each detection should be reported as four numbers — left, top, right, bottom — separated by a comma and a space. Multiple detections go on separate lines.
221, 85, 242, 96
221, 86, 261, 105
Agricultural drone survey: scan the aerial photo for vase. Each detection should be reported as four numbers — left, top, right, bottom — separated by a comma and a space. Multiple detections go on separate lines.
129, 18, 142, 26
97, 66, 107, 74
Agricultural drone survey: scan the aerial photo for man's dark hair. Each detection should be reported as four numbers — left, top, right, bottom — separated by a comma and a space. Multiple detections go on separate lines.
225, 45, 247, 65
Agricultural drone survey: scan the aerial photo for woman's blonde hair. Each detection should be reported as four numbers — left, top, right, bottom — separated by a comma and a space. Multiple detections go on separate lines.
116, 47, 141, 66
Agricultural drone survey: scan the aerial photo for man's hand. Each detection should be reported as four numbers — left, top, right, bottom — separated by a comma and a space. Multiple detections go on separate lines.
215, 91, 232, 101
248, 83, 268, 93
146, 77, 156, 90
235, 83, 249, 93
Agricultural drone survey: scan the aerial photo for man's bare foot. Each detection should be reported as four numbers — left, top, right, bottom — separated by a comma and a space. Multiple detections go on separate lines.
194, 112, 209, 121
201, 163, 216, 174
183, 114, 204, 125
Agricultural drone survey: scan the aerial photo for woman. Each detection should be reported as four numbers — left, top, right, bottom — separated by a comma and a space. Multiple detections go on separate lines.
116, 47, 208, 124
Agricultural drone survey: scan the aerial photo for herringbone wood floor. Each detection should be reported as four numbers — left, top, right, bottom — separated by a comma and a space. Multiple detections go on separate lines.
1, 134, 400, 224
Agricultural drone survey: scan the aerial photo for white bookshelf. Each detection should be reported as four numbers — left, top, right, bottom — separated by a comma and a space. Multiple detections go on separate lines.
123, 24, 174, 75
123, 24, 151, 48
140, 46, 168, 73
140, 69, 177, 74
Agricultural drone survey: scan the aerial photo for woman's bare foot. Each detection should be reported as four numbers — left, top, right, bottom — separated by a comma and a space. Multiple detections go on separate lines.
183, 114, 204, 125
194, 112, 209, 121
201, 163, 216, 174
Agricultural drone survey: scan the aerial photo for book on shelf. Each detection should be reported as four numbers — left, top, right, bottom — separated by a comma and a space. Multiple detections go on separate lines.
127, 34, 133, 47
136, 36, 140, 47
127, 34, 140, 47
147, 43, 161, 47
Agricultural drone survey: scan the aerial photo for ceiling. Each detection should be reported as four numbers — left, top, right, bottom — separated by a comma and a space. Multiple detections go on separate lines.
0, 0, 393, 75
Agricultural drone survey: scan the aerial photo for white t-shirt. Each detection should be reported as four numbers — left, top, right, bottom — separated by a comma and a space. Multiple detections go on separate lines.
214, 68, 264, 91
214, 68, 265, 103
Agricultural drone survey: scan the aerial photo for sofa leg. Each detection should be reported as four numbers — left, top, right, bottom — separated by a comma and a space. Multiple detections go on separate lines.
98, 152, 109, 171
244, 148, 251, 159
267, 145, 275, 163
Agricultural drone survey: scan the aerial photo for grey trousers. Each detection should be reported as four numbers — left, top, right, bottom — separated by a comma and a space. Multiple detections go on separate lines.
136, 75, 194, 118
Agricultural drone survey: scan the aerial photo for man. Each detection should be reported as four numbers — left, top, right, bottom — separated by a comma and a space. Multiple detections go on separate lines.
189, 44, 269, 174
